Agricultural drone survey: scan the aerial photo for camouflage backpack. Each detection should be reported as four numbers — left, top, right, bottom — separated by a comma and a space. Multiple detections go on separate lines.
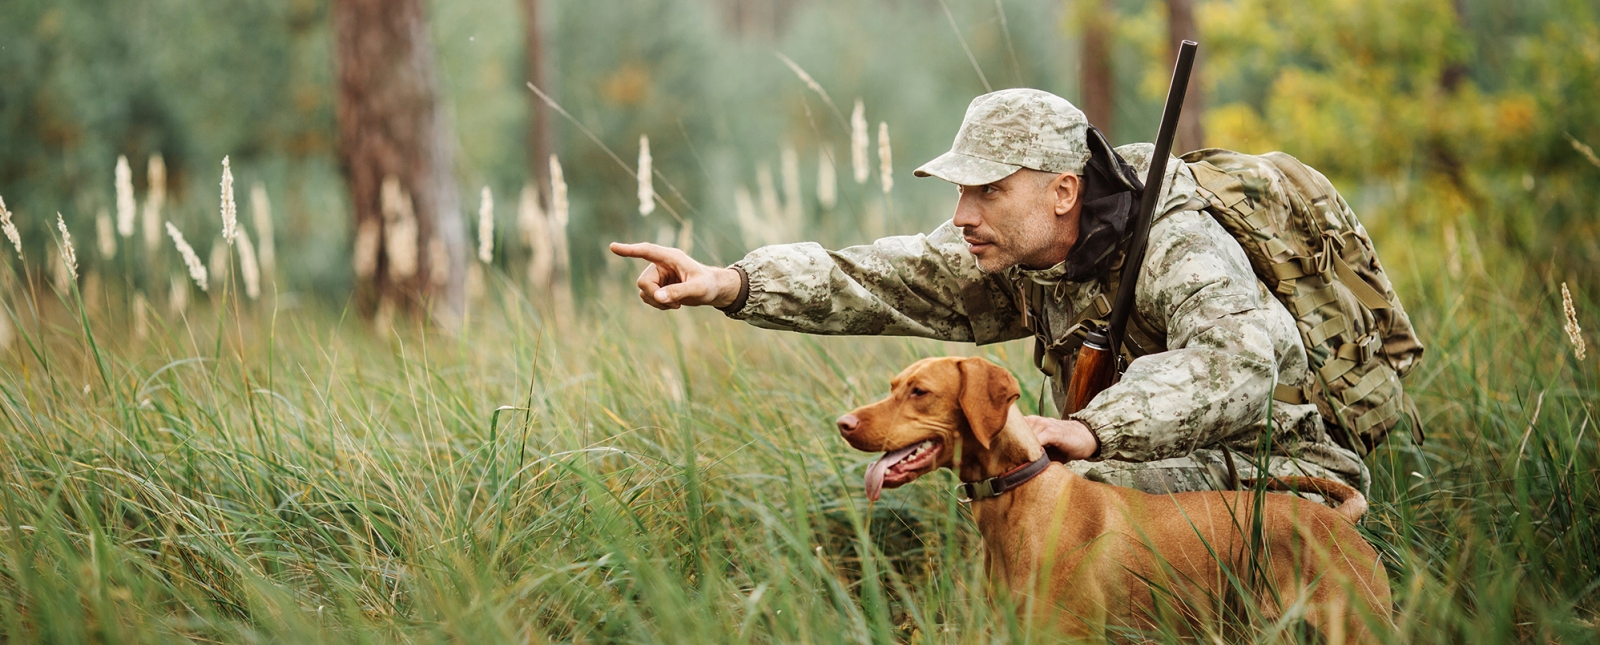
1179, 148, 1425, 455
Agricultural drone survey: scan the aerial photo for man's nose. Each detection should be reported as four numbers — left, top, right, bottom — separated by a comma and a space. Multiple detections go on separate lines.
952, 199, 981, 228
836, 414, 860, 436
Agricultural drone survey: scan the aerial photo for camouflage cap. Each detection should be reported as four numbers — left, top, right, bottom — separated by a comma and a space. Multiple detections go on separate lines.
914, 89, 1091, 185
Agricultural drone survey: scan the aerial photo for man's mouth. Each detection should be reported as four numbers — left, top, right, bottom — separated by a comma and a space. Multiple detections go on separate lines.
864, 439, 943, 501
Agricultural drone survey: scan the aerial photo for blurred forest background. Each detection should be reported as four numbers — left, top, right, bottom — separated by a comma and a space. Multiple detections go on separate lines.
1, 0, 1595, 313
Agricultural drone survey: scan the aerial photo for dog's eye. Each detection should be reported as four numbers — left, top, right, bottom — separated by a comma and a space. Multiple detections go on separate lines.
909, 386, 929, 398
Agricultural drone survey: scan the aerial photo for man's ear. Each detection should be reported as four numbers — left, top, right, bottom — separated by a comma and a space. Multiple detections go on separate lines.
1052, 173, 1082, 216
958, 358, 1022, 449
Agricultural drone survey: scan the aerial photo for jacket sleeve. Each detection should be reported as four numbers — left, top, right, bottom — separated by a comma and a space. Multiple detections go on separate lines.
1069, 209, 1293, 461
723, 221, 1028, 345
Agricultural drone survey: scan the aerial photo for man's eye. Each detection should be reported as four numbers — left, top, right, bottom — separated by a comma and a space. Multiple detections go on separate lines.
982, 185, 999, 195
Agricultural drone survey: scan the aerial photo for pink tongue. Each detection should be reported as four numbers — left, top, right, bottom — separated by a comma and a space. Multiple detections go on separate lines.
865, 443, 922, 502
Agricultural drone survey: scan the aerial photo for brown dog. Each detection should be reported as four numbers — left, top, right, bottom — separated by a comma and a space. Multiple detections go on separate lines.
836, 356, 1392, 642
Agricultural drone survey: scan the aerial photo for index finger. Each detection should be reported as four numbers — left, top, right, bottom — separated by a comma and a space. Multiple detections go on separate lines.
609, 242, 680, 265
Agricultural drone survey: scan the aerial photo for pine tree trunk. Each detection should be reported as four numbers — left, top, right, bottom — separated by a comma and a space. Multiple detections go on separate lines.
333, 0, 465, 325
1080, 0, 1116, 140
1166, 0, 1205, 153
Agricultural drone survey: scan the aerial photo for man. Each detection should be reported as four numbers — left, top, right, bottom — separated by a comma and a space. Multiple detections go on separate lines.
610, 89, 1368, 495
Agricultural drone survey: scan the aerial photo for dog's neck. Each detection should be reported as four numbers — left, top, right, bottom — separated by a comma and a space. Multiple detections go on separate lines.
958, 406, 1047, 484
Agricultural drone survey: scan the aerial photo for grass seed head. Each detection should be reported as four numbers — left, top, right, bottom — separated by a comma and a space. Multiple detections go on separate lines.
878, 121, 893, 195
1563, 282, 1586, 361
549, 155, 570, 270
237, 230, 261, 300
380, 176, 418, 280
251, 182, 274, 273
55, 213, 78, 282
852, 99, 870, 184
781, 144, 802, 224
0, 195, 20, 259
166, 222, 208, 292
115, 155, 136, 237
519, 183, 553, 288
144, 154, 166, 251
638, 135, 655, 216
220, 156, 238, 245
478, 185, 495, 264
817, 145, 837, 209
96, 209, 116, 259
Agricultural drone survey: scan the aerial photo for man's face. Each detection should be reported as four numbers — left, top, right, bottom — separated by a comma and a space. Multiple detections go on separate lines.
953, 169, 1079, 273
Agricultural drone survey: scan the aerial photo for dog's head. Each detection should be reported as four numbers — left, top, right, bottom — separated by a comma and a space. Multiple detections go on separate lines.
837, 357, 1021, 500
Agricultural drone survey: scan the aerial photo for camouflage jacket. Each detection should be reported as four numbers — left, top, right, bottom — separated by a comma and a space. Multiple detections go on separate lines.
722, 144, 1336, 465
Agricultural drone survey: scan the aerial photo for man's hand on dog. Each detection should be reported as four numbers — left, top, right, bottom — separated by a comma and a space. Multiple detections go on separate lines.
1026, 416, 1099, 461
610, 242, 742, 310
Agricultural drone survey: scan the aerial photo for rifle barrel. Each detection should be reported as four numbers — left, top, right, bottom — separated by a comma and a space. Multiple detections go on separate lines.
1105, 40, 1198, 357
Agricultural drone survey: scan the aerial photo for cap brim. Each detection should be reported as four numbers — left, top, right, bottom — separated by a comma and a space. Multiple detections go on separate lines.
913, 151, 1020, 186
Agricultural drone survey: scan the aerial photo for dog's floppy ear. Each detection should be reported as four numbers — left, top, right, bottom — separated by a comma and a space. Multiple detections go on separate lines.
958, 358, 1021, 449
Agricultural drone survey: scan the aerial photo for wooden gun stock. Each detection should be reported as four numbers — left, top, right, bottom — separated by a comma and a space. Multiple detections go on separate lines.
1065, 329, 1117, 415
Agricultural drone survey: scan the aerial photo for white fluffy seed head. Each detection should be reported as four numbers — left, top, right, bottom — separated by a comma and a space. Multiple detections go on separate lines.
220, 156, 237, 245
478, 185, 494, 264
549, 155, 570, 271
144, 154, 166, 251
237, 231, 261, 300
638, 135, 655, 216
115, 155, 136, 237
56, 213, 78, 281
878, 121, 893, 195
380, 176, 418, 280
166, 222, 208, 292
852, 99, 869, 184
1563, 282, 1587, 361
250, 183, 274, 273
519, 183, 553, 289
817, 145, 837, 209
96, 210, 116, 259
0, 194, 19, 259
781, 144, 802, 225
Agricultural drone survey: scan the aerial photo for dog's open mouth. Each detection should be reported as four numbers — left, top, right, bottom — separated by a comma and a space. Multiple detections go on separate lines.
865, 439, 943, 501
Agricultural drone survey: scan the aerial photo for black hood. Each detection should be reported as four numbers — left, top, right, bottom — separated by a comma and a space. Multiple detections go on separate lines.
1058, 126, 1144, 283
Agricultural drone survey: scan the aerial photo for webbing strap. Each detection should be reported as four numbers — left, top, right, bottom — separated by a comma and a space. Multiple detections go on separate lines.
1306, 314, 1346, 348
1291, 286, 1339, 317
1272, 259, 1309, 281
1273, 383, 1307, 405
1356, 395, 1402, 435
1346, 366, 1390, 402
1332, 253, 1391, 311
1319, 358, 1358, 384
1189, 162, 1248, 209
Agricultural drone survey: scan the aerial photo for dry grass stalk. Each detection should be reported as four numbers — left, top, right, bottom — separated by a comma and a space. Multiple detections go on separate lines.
878, 121, 894, 194
208, 238, 229, 291
852, 99, 869, 184
1, 195, 20, 259
817, 145, 837, 209
144, 154, 166, 251
352, 220, 381, 280
237, 231, 261, 300
0, 295, 12, 351
133, 292, 148, 341
166, 222, 208, 292
55, 213, 78, 282
638, 135, 655, 216
168, 273, 189, 314
775, 52, 844, 124
380, 176, 418, 280
115, 155, 136, 237
250, 182, 274, 274
48, 248, 70, 293
96, 209, 117, 259
781, 144, 802, 225
676, 219, 694, 257
734, 186, 760, 249
549, 155, 570, 272
519, 183, 553, 289
220, 157, 238, 246
1568, 134, 1600, 170
478, 185, 495, 264
1563, 282, 1586, 361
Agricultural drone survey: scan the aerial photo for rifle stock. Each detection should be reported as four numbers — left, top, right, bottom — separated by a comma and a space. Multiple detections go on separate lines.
1064, 40, 1197, 416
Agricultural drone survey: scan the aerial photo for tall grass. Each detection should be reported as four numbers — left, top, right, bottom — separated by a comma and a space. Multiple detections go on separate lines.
0, 216, 1595, 643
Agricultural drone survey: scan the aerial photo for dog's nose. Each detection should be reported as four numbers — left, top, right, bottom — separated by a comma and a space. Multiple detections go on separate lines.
836, 414, 859, 435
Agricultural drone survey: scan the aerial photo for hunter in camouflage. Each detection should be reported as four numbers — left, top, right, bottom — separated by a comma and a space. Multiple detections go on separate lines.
611, 88, 1369, 496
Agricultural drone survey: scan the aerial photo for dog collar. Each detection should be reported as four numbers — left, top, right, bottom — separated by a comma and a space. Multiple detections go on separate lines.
957, 453, 1052, 502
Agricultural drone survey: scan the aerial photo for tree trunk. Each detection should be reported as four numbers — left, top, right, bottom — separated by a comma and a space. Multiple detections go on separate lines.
333, 0, 465, 325
523, 0, 552, 197
1166, 0, 1205, 153
1079, 0, 1116, 140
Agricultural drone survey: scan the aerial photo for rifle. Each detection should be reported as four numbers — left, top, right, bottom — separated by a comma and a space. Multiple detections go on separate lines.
1064, 40, 1198, 415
